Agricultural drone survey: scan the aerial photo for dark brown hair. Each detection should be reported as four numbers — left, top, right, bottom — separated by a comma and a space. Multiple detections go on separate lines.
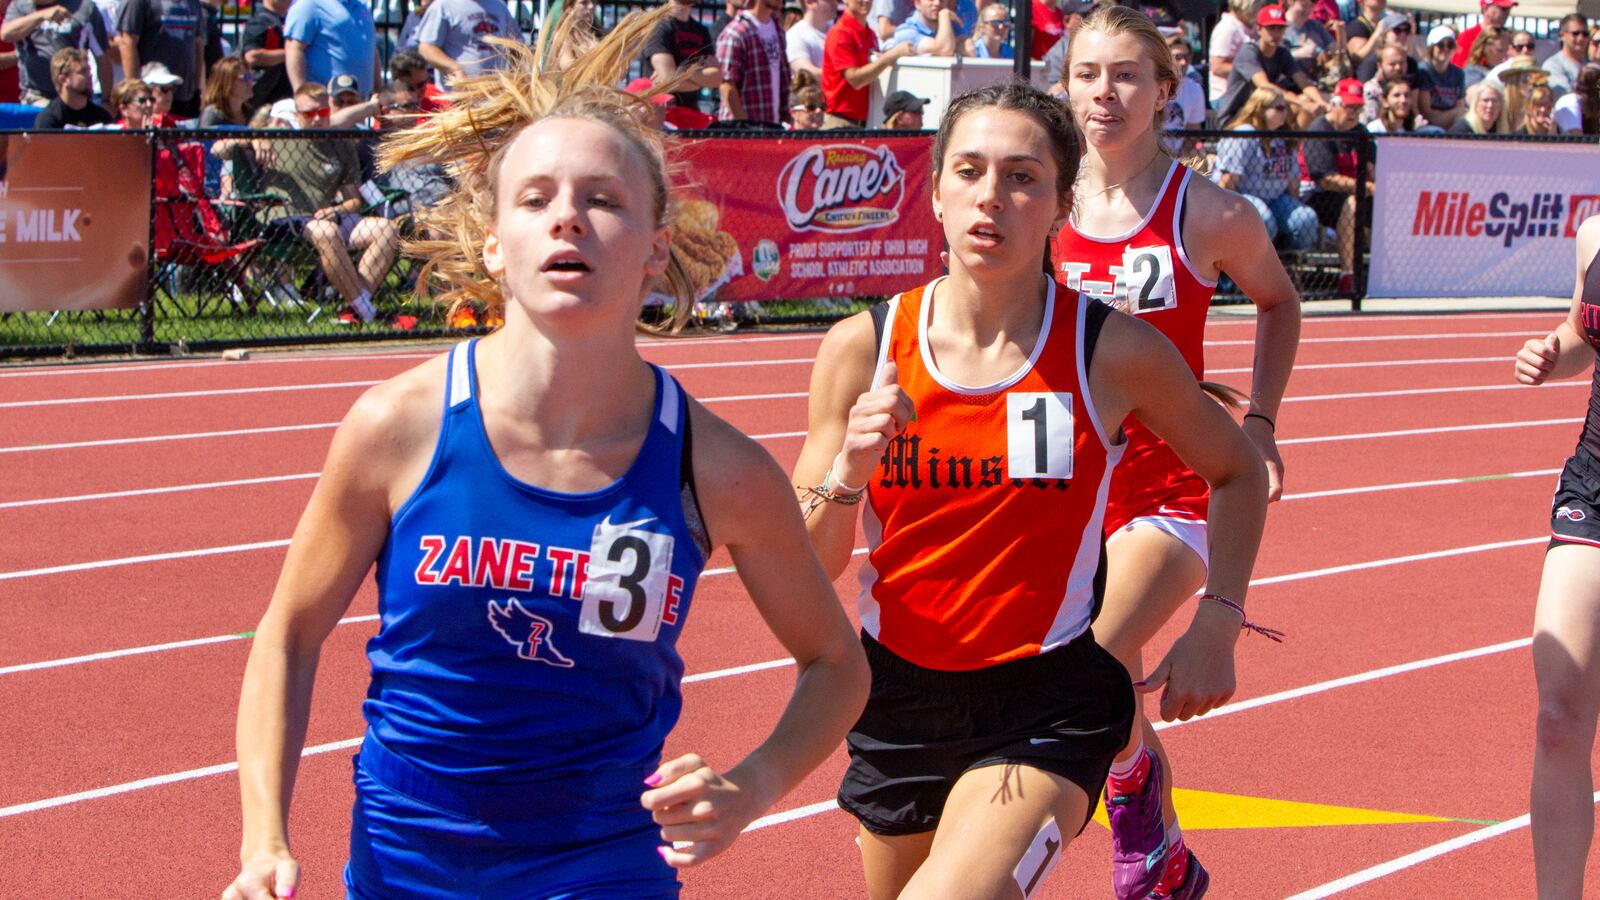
931, 80, 1080, 274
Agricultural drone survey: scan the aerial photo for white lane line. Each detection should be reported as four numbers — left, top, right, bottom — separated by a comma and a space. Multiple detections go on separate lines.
0, 352, 439, 378
1249, 537, 1545, 587
1206, 329, 1538, 347
2, 384, 807, 411
0, 422, 341, 455
0, 736, 365, 819
1207, 310, 1559, 326
0, 380, 382, 409
1284, 794, 1600, 899
0, 473, 321, 510
1154, 637, 1533, 729
1285, 381, 1582, 404
1282, 469, 1558, 502
0, 540, 291, 582
1278, 417, 1581, 446
1209, 355, 1503, 375
0, 625, 1538, 824
0, 536, 1543, 820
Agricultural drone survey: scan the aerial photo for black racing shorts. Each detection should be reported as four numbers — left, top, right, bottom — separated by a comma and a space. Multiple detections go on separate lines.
1550, 444, 1600, 549
837, 630, 1135, 838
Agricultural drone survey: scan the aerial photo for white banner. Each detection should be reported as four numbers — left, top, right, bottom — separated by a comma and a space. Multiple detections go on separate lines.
1368, 136, 1600, 299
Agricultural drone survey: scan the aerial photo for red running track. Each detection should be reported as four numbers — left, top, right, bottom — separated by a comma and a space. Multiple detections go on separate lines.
0, 309, 1596, 898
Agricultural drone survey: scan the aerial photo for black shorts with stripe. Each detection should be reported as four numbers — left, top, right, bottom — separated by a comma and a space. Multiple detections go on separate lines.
1551, 445, 1600, 549
837, 630, 1135, 838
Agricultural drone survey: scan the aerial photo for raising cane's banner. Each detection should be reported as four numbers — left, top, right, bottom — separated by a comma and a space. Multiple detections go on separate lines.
1367, 136, 1600, 299
0, 132, 152, 312
653, 134, 940, 305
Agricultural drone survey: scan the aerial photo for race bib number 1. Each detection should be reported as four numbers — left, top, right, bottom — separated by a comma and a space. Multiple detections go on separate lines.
1006, 392, 1074, 480
580, 518, 674, 642
1121, 245, 1176, 313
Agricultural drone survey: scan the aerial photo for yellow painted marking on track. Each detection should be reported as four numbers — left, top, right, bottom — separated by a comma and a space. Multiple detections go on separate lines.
1090, 789, 1457, 831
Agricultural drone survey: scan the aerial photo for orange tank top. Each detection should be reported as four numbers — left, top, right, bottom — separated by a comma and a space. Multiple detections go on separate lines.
858, 278, 1124, 671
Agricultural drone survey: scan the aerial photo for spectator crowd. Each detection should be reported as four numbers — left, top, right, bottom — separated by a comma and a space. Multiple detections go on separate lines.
9, 0, 1596, 322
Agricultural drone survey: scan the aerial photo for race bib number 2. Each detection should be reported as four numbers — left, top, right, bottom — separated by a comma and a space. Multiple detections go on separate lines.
1121, 245, 1176, 313
579, 518, 674, 642
1006, 393, 1074, 480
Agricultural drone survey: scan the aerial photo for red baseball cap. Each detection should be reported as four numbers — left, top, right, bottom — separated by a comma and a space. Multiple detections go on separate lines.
1334, 78, 1364, 106
625, 77, 672, 105
1257, 3, 1287, 26
1483, 0, 1515, 7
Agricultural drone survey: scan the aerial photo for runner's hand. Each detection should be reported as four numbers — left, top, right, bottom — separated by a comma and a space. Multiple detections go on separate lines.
1137, 603, 1239, 722
835, 359, 915, 488
1241, 415, 1284, 502
642, 753, 772, 868
1515, 333, 1560, 385
221, 852, 299, 900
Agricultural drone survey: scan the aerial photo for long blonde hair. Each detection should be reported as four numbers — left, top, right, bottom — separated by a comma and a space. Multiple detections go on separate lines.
1226, 85, 1292, 152
1461, 80, 1506, 133
379, 7, 694, 330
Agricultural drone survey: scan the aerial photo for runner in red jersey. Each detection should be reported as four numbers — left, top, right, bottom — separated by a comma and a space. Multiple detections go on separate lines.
1056, 7, 1302, 898
793, 81, 1268, 900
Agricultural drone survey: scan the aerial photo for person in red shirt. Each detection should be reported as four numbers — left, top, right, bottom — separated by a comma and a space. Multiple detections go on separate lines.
822, 0, 911, 127
1453, 0, 1514, 67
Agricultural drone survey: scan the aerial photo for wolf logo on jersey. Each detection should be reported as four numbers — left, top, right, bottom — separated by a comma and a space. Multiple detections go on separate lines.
488, 599, 576, 667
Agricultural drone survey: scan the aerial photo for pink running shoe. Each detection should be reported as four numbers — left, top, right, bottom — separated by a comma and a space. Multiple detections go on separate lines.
1108, 747, 1168, 899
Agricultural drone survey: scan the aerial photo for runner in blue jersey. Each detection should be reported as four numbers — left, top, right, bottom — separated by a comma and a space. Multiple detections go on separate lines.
222, 15, 870, 900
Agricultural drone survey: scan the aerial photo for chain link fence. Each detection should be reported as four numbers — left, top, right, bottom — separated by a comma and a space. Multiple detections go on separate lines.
3, 125, 1384, 360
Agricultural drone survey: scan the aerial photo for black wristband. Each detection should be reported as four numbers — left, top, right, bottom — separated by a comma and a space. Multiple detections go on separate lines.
1244, 411, 1276, 432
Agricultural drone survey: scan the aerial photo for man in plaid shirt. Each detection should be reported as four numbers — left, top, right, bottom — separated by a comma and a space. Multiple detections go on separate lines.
716, 0, 790, 123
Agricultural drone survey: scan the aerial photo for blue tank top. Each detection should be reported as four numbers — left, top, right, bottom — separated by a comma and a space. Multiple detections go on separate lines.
364, 339, 710, 789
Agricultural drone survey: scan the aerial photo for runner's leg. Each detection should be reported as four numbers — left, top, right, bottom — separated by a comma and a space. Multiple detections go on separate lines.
898, 764, 1089, 900
859, 828, 936, 900
1532, 542, 1600, 898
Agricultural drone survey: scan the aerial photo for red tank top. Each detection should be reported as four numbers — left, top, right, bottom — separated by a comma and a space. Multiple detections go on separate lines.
1050, 161, 1216, 378
857, 278, 1123, 671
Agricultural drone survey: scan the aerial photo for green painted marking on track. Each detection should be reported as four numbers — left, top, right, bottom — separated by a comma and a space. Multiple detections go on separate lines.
1450, 817, 1501, 825
235, 631, 255, 638
1460, 474, 1515, 483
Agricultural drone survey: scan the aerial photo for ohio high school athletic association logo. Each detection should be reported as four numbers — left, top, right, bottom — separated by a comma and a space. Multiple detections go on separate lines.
487, 598, 575, 667
777, 144, 905, 234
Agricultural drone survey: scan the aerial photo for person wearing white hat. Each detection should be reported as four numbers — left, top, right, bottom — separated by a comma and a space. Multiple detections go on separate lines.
139, 59, 182, 125
1418, 24, 1465, 128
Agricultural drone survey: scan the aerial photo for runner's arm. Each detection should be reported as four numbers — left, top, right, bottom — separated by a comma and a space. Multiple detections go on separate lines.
1191, 179, 1300, 501
1517, 216, 1600, 385
1091, 313, 1268, 722
792, 311, 910, 579
227, 383, 424, 900
642, 404, 869, 868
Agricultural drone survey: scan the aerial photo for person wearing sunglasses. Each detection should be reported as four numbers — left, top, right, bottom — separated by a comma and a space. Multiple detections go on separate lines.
1354, 11, 1419, 82
1451, 0, 1514, 68
969, 2, 1012, 58
1215, 85, 1320, 251
1544, 12, 1591, 94
109, 75, 153, 127
1418, 24, 1466, 128
254, 81, 400, 323
787, 82, 825, 127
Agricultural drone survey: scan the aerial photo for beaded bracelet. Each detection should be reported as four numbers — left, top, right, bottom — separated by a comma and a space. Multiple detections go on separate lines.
1199, 593, 1285, 642
1243, 411, 1276, 433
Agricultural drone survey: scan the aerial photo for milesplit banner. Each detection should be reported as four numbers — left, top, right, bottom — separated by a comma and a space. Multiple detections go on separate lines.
653, 134, 941, 306
1367, 136, 1600, 299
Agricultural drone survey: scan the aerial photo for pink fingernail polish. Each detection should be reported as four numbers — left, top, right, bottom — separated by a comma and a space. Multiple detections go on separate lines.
643, 773, 663, 787
657, 846, 671, 862
281, 889, 295, 899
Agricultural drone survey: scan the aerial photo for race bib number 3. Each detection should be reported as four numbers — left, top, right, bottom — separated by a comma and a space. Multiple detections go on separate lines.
580, 518, 674, 642
1006, 392, 1074, 480
1121, 245, 1176, 313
